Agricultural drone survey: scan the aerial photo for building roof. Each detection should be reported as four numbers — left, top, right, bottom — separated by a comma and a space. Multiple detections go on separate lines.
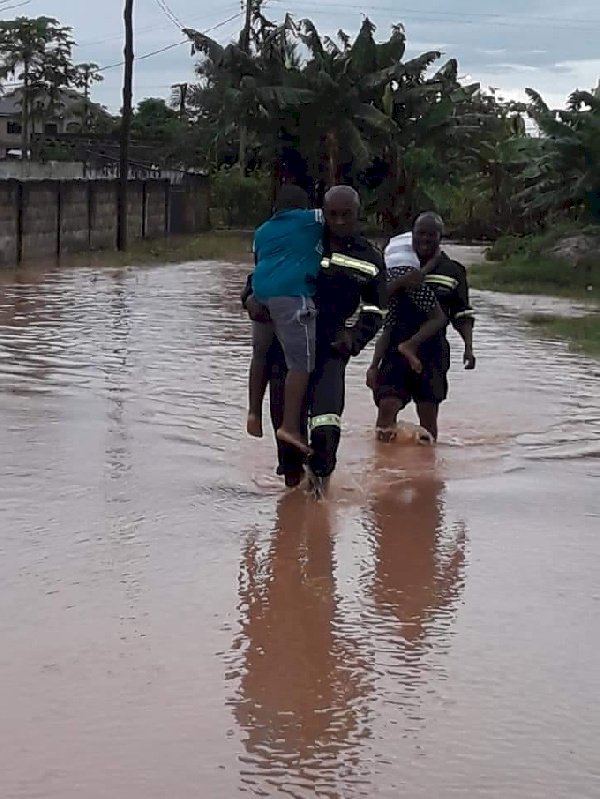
0, 88, 94, 117
0, 92, 22, 117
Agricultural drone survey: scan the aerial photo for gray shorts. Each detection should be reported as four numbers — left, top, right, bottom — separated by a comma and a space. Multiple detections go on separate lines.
263, 296, 317, 373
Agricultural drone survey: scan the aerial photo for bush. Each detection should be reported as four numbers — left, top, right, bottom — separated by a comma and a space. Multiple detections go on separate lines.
486, 221, 600, 262
211, 167, 272, 229
486, 234, 534, 261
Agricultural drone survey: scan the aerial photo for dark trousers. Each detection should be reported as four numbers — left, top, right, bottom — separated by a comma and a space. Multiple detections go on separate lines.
267, 338, 347, 479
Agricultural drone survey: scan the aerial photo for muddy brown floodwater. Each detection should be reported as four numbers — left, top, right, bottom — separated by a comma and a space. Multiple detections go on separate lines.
1, 255, 599, 799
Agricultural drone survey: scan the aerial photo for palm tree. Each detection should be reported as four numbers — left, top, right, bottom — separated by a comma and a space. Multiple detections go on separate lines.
0, 16, 75, 157
73, 62, 103, 129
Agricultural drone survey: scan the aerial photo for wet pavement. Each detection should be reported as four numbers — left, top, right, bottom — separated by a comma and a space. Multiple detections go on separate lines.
0, 255, 599, 798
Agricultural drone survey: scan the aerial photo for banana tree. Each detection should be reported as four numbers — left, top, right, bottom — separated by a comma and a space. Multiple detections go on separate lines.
518, 88, 600, 219
184, 20, 313, 175
296, 18, 405, 187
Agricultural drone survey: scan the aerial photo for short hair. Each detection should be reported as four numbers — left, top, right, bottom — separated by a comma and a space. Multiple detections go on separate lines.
274, 184, 310, 211
413, 211, 444, 232
323, 184, 361, 209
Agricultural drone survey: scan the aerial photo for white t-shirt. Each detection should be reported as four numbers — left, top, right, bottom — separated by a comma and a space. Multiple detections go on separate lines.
384, 231, 420, 273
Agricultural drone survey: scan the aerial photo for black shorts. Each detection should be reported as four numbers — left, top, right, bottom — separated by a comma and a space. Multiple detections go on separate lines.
374, 339, 450, 407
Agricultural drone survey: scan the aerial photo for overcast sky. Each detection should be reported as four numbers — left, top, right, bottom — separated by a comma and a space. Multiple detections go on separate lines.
4, 0, 600, 112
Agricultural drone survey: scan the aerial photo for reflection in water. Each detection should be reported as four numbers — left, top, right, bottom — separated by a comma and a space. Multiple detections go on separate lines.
362, 447, 467, 721
104, 271, 134, 488
231, 491, 370, 797
0, 260, 599, 799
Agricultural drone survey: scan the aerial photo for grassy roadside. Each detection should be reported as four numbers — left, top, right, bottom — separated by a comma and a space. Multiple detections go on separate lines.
57, 231, 254, 270
526, 313, 600, 356
468, 230, 600, 356
469, 256, 600, 301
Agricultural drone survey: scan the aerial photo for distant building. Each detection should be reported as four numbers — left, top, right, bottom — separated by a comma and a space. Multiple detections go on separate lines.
0, 88, 96, 158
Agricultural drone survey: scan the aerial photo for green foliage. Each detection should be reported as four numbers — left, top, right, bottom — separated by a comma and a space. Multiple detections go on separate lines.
471, 253, 600, 300
527, 314, 600, 356
211, 167, 272, 228
512, 88, 600, 219
486, 222, 600, 261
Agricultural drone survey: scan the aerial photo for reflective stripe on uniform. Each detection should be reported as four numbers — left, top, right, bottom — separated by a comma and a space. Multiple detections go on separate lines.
321, 253, 379, 277
309, 413, 341, 431
424, 274, 459, 289
454, 309, 475, 319
361, 304, 386, 317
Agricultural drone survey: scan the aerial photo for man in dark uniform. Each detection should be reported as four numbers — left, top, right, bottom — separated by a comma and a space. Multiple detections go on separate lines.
368, 211, 476, 441
244, 186, 386, 493
243, 188, 443, 495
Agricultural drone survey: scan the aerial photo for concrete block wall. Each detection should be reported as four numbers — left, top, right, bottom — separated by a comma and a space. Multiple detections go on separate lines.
127, 181, 144, 241
90, 181, 118, 251
0, 180, 18, 265
59, 182, 90, 253
145, 181, 167, 238
0, 176, 203, 267
21, 182, 59, 261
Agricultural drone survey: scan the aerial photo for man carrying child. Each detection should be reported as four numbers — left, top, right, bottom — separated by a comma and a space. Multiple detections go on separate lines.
244, 186, 447, 493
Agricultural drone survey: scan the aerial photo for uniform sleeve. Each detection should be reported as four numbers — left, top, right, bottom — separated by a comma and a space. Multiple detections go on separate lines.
447, 263, 475, 326
348, 248, 387, 356
386, 265, 438, 316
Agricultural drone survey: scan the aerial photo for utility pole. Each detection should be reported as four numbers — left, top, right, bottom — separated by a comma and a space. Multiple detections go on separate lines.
118, 0, 134, 251
238, 0, 253, 175
83, 65, 91, 130
240, 0, 252, 52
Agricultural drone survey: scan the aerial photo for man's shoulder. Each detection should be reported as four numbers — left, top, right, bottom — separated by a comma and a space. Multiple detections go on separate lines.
351, 235, 384, 268
285, 208, 324, 226
436, 251, 467, 278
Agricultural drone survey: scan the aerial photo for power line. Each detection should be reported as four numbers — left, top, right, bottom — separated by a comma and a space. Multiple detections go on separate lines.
77, 5, 239, 47
0, 0, 31, 12
278, 1, 600, 30
98, 11, 242, 73
152, 0, 183, 31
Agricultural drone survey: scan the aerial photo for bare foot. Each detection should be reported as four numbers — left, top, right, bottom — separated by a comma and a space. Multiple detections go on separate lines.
376, 425, 398, 443
277, 427, 313, 456
247, 413, 263, 438
416, 429, 434, 445
398, 342, 423, 374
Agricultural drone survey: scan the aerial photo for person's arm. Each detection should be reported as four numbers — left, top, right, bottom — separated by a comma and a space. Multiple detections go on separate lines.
240, 271, 271, 323
387, 265, 447, 333
240, 273, 253, 309
386, 249, 442, 295
448, 263, 476, 369
334, 249, 387, 357
387, 269, 424, 295
365, 325, 391, 389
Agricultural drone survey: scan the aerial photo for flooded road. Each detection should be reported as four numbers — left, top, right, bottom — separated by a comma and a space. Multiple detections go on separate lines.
1, 256, 599, 799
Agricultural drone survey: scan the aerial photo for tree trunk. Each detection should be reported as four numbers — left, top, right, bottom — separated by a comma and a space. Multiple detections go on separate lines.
118, 0, 134, 251
324, 129, 339, 189
238, 123, 247, 176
